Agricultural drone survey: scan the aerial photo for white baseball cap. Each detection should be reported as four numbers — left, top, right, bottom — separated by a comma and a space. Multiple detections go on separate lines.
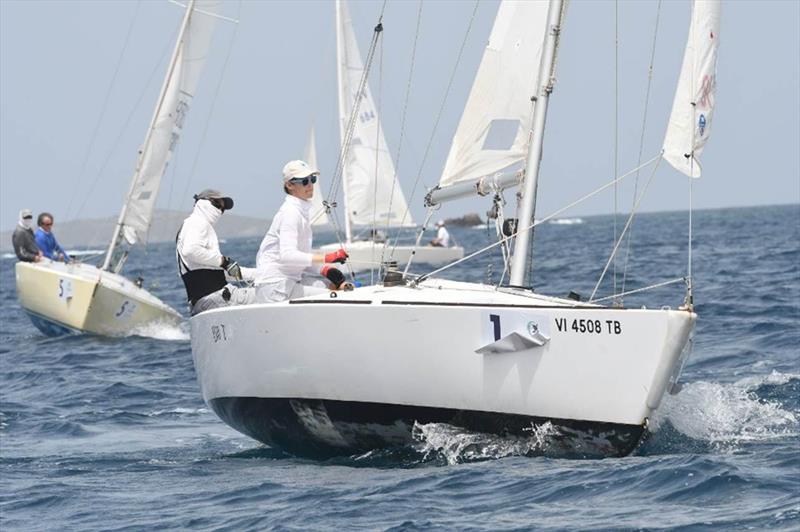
282, 160, 319, 183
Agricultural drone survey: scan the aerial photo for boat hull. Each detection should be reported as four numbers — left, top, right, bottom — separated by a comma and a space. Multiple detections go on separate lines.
318, 241, 464, 272
190, 281, 695, 457
15, 261, 182, 336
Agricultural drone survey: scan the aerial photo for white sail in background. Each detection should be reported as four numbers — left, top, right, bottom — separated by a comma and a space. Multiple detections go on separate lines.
663, 0, 721, 178
336, 0, 414, 231
438, 0, 550, 188
305, 125, 329, 226
120, 0, 220, 246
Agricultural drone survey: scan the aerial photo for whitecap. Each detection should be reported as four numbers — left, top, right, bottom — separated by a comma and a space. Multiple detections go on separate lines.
127, 320, 189, 341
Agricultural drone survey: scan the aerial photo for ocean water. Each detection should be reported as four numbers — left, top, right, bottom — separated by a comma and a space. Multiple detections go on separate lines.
1, 204, 798, 530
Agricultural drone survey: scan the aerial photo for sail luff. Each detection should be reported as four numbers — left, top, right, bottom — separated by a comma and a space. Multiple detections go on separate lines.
509, 0, 564, 287
102, 0, 219, 271
334, 0, 353, 242
662, 0, 721, 178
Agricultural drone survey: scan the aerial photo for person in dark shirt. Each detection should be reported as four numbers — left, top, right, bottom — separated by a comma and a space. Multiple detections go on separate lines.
12, 209, 42, 262
34, 212, 70, 262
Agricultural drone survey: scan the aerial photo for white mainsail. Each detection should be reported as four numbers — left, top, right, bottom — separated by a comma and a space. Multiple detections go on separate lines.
438, 0, 551, 189
117, 0, 220, 249
336, 0, 414, 238
304, 125, 329, 226
663, 0, 721, 178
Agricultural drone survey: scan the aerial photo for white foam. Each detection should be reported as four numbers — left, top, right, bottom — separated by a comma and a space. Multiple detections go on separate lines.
412, 421, 559, 464
128, 320, 189, 341
549, 217, 584, 225
650, 372, 799, 448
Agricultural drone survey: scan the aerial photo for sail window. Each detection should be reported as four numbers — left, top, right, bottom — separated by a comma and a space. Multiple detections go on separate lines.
482, 119, 520, 151
137, 191, 152, 200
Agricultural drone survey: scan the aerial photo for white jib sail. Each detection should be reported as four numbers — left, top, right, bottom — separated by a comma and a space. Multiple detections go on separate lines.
305, 125, 329, 226
438, 0, 551, 189
336, 0, 414, 230
120, 0, 220, 246
662, 0, 721, 178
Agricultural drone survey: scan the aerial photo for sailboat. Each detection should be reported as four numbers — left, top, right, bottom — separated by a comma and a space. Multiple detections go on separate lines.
14, 0, 220, 336
189, 0, 719, 457
315, 0, 464, 272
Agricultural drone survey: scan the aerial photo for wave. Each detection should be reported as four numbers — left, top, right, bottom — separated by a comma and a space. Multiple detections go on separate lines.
549, 218, 584, 225
650, 371, 799, 450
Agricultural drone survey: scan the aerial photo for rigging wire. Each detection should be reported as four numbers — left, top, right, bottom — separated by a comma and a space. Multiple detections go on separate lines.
621, 0, 662, 301
613, 0, 619, 301
590, 157, 662, 301
389, 0, 481, 259
65, 0, 143, 223
379, 0, 424, 267
370, 28, 385, 284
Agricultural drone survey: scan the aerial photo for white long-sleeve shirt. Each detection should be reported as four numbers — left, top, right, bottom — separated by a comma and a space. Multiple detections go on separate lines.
255, 195, 315, 284
176, 200, 254, 281
436, 226, 450, 247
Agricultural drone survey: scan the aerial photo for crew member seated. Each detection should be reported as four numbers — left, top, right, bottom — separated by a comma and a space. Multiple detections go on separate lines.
429, 220, 450, 247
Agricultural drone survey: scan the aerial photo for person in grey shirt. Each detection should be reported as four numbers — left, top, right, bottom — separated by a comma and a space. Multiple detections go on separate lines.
12, 209, 42, 262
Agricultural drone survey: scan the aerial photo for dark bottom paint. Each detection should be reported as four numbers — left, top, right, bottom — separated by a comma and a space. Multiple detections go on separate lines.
210, 397, 646, 459
25, 311, 76, 337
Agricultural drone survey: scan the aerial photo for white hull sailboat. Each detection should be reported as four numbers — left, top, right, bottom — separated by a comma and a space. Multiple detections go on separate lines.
312, 0, 463, 273
15, 0, 220, 336
190, 0, 720, 457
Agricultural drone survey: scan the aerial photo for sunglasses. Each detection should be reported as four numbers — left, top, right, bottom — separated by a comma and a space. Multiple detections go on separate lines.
289, 175, 318, 186
209, 198, 227, 212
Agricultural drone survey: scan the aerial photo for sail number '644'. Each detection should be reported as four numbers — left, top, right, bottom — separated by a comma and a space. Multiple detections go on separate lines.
555, 318, 622, 335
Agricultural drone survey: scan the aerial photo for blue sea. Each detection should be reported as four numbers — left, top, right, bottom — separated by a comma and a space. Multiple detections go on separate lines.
1, 204, 798, 530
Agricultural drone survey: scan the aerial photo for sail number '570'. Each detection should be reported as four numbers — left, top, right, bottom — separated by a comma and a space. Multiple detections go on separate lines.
554, 318, 622, 335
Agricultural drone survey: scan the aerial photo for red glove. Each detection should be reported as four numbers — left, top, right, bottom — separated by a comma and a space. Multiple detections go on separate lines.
324, 248, 348, 264
320, 265, 346, 288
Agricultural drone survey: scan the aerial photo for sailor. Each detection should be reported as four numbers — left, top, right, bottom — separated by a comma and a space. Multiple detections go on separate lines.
176, 189, 255, 315
12, 209, 42, 262
35, 212, 70, 262
430, 220, 450, 247
254, 160, 349, 303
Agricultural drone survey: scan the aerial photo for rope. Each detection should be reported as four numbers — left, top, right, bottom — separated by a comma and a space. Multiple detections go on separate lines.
621, 0, 662, 300
389, 0, 481, 259
590, 156, 662, 301
66, 0, 142, 223
413, 153, 662, 286
590, 277, 686, 304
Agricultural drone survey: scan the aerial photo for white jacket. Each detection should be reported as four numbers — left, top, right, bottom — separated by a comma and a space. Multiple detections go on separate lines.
176, 199, 254, 280
255, 195, 315, 284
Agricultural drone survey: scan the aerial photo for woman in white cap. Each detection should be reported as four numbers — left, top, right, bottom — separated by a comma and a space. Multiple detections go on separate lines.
12, 209, 42, 262
254, 160, 349, 302
176, 189, 255, 315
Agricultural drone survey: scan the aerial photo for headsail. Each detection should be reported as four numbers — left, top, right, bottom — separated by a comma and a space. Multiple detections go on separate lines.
336, 0, 414, 235
662, 0, 721, 178
114, 0, 220, 257
305, 125, 329, 226
438, 0, 551, 189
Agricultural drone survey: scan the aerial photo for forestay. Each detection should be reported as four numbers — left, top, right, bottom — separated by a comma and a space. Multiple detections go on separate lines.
336, 0, 414, 230
438, 0, 550, 189
662, 0, 721, 178
119, 0, 220, 247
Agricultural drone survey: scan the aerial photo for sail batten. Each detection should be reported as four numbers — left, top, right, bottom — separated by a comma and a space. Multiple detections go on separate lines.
336, 0, 414, 232
438, 0, 550, 189
663, 0, 721, 178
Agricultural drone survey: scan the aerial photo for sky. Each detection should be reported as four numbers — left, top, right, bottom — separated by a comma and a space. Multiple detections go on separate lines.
1, 0, 798, 233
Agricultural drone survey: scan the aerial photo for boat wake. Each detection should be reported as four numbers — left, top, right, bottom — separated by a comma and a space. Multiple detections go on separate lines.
648, 371, 799, 452
127, 320, 189, 341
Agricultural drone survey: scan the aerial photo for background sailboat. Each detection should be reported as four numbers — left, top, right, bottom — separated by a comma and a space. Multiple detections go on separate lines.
15, 0, 220, 336
316, 0, 463, 272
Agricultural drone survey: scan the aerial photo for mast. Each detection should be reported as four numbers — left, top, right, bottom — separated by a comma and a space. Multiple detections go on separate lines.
509, 0, 564, 286
335, 0, 353, 243
101, 0, 197, 272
